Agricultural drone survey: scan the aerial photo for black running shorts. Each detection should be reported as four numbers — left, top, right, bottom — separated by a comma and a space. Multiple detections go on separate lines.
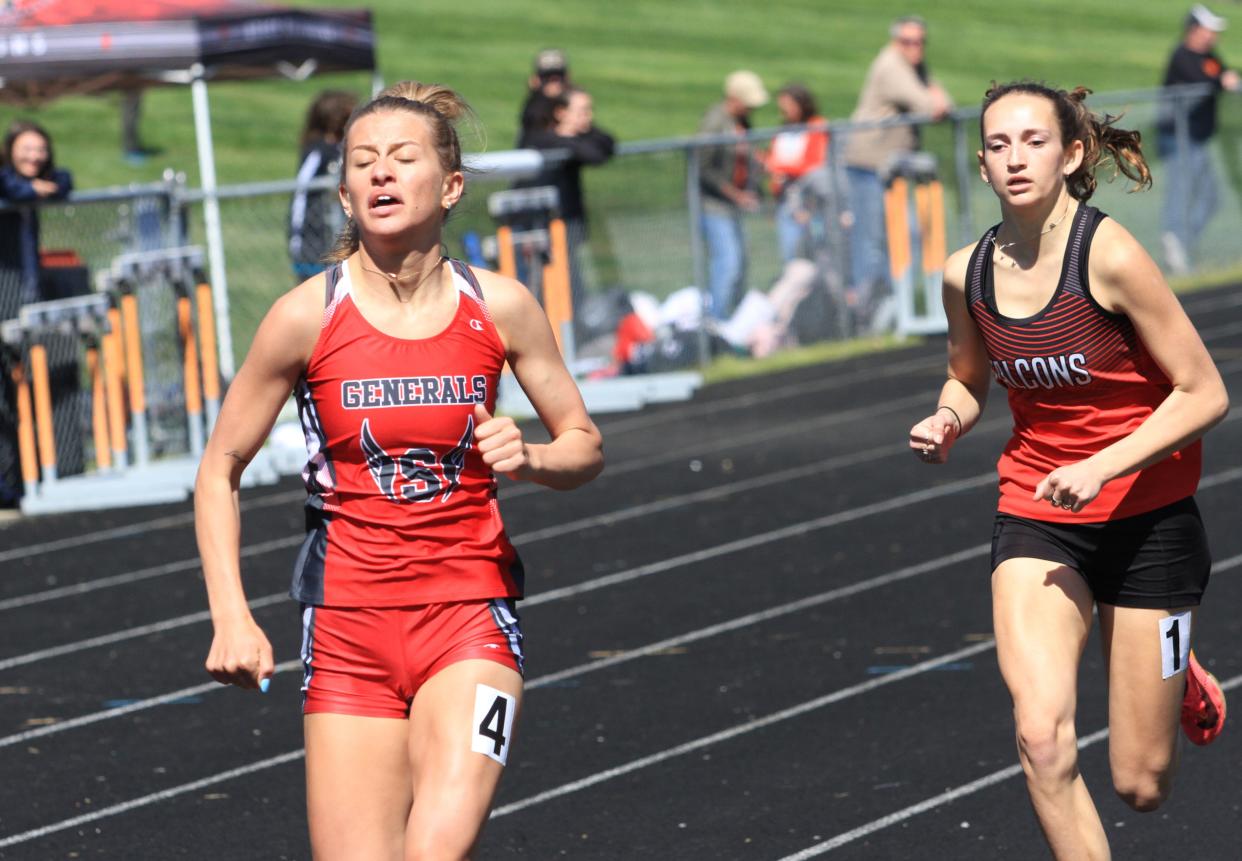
990, 496, 1211, 608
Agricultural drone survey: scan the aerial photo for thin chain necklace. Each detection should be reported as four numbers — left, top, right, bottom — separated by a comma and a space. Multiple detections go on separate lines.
358, 255, 444, 298
994, 200, 1072, 269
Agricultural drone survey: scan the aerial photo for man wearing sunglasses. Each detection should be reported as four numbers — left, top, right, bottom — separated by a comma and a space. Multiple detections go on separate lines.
842, 15, 952, 329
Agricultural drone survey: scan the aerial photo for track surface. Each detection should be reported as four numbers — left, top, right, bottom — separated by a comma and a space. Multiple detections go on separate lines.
3, 283, 1242, 860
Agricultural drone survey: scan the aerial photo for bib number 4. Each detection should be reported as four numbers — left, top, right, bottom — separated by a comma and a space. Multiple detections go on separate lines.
472, 684, 516, 765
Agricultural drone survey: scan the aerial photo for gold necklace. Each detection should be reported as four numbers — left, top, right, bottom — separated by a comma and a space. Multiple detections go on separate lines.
358, 256, 444, 297
994, 200, 1072, 268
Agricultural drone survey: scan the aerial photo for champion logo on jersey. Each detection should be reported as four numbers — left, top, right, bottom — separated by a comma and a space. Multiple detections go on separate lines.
469, 319, 485, 332
341, 374, 488, 409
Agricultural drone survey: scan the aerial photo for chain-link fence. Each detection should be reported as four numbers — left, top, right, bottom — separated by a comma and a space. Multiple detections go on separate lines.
3, 83, 1240, 502
156, 82, 1242, 374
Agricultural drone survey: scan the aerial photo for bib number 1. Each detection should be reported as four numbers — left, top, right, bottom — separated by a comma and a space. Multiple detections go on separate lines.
472, 684, 516, 766
1159, 611, 1192, 680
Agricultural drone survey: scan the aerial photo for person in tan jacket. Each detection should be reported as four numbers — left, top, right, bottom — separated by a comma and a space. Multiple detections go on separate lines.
843, 15, 952, 321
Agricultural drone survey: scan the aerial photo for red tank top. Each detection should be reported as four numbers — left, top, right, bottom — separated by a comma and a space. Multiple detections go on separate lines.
966, 205, 1200, 522
290, 258, 523, 607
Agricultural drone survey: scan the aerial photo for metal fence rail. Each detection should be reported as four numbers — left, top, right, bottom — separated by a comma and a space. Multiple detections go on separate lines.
1, 83, 1237, 499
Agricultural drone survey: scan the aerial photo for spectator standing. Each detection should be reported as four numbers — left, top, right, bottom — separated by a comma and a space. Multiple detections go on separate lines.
842, 15, 951, 315
287, 90, 358, 280
515, 88, 616, 306
765, 83, 831, 262
518, 89, 615, 232
698, 70, 768, 320
120, 90, 159, 164
1156, 4, 1240, 274
0, 120, 73, 313
0, 120, 73, 507
518, 48, 571, 147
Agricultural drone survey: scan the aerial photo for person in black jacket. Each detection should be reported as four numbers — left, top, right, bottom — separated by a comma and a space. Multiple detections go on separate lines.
516, 88, 616, 306
519, 89, 615, 226
1156, 4, 1240, 273
288, 90, 358, 280
0, 120, 74, 506
517, 48, 572, 148
0, 120, 73, 313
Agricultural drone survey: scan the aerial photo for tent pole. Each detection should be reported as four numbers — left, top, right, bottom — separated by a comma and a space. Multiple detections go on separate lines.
190, 65, 237, 382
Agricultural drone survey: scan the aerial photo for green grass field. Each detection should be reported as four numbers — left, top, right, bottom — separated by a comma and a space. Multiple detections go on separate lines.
0, 0, 1224, 188
7, 0, 1242, 370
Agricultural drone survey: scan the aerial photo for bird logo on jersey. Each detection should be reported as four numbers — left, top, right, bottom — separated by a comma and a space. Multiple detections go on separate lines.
360, 416, 474, 504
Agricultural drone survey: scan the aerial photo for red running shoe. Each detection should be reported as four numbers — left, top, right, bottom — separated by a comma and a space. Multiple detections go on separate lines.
1181, 651, 1227, 746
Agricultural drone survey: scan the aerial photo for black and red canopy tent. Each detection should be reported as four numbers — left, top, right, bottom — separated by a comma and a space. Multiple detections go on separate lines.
0, 0, 375, 103
0, 0, 378, 377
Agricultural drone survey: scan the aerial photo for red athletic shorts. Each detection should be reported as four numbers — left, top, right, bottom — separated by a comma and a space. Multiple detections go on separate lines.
300, 599, 524, 718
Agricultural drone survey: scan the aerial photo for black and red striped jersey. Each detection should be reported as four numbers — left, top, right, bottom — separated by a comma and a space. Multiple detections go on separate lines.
965, 204, 1200, 522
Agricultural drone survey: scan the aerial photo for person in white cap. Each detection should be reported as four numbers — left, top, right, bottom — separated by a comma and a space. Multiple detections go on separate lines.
1157, 5, 1240, 274
696, 69, 768, 319
841, 15, 952, 327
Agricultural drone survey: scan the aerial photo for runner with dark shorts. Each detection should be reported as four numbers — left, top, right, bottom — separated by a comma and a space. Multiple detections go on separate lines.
909, 81, 1228, 861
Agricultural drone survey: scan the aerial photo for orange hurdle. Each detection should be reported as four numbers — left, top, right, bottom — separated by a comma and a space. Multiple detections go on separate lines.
495, 225, 517, 279
196, 281, 221, 429
884, 177, 913, 285
120, 290, 151, 465
103, 307, 129, 468
177, 293, 205, 454
28, 343, 57, 482
12, 363, 39, 495
915, 180, 947, 275
86, 345, 112, 471
541, 217, 574, 354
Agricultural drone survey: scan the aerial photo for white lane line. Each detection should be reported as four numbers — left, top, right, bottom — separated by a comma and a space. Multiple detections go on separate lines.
0, 393, 937, 611
4, 283, 1239, 565
497, 551, 1242, 823
491, 640, 1002, 818
0, 750, 307, 849
0, 659, 303, 750
525, 544, 992, 689
0, 545, 992, 750
522, 472, 998, 607
0, 594, 285, 672
0, 642, 998, 849
0, 471, 997, 671
0, 391, 926, 570
0, 490, 302, 565
4, 541, 1239, 849
777, 652, 1242, 858
7, 460, 1242, 674
596, 284, 1242, 436
598, 352, 941, 434
0, 536, 303, 612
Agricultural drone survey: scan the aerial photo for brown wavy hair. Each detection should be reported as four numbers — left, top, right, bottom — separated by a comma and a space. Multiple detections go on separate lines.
326, 81, 476, 262
980, 81, 1151, 201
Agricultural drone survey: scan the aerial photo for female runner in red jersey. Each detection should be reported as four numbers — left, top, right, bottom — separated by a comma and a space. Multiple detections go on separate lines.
909, 82, 1228, 860
195, 81, 603, 860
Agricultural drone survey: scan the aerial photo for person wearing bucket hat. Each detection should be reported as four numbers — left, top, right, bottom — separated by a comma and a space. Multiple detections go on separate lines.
1155, 5, 1240, 274
696, 70, 769, 320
